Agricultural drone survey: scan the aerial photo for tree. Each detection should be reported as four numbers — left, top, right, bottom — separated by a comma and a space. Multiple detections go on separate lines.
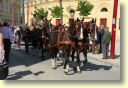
34, 8, 48, 20
49, 6, 63, 18
77, 0, 94, 17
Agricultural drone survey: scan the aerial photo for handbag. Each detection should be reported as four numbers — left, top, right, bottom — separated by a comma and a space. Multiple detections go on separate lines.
0, 59, 9, 80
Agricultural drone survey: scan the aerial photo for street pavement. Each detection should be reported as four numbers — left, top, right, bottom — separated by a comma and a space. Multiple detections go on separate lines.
6, 40, 120, 80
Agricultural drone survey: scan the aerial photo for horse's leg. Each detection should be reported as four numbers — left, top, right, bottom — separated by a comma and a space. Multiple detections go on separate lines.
41, 44, 44, 60
83, 51, 88, 65
51, 47, 57, 69
54, 47, 58, 64
61, 51, 65, 65
32, 45, 35, 56
96, 43, 100, 54
92, 42, 96, 54
46, 39, 50, 54
76, 51, 81, 73
38, 39, 41, 56
64, 50, 70, 74
89, 39, 92, 53
25, 40, 29, 54
56, 48, 60, 61
71, 49, 77, 72
71, 49, 75, 62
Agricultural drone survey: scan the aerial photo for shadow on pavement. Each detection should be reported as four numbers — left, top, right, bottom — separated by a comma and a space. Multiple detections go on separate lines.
9, 47, 51, 68
33, 71, 45, 76
7, 70, 33, 80
81, 62, 112, 71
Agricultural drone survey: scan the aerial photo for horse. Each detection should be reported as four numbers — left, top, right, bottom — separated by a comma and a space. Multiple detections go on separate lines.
56, 21, 84, 74
87, 20, 99, 54
29, 24, 40, 56
70, 18, 90, 73
49, 24, 62, 69
43, 19, 53, 53
35, 19, 51, 60
58, 25, 75, 74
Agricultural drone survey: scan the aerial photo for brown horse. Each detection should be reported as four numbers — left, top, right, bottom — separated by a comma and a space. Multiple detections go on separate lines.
49, 23, 77, 74
66, 18, 97, 73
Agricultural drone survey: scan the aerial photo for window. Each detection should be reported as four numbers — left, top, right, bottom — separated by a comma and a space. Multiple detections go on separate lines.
101, 7, 108, 12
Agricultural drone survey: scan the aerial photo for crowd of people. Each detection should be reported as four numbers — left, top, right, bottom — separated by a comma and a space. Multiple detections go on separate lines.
91, 25, 111, 59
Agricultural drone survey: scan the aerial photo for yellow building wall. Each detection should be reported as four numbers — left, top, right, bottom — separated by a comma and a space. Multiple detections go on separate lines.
26, 0, 120, 40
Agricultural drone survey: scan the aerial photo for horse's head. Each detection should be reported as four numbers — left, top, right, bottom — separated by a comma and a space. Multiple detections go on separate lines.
75, 18, 84, 40
38, 20, 45, 28
29, 25, 35, 31
87, 19, 98, 40
45, 19, 52, 29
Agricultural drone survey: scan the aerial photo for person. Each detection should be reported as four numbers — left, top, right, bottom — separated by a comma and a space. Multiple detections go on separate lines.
30, 14, 38, 27
23, 23, 30, 54
30, 25, 39, 56
0, 22, 4, 63
0, 22, 8, 80
15, 26, 21, 49
1, 22, 12, 63
99, 25, 105, 53
102, 27, 111, 59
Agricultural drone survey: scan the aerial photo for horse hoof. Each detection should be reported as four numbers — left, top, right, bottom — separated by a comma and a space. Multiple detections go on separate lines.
80, 63, 84, 67
73, 67, 77, 73
64, 71, 68, 75
77, 71, 81, 74
83, 59, 88, 64
52, 67, 57, 69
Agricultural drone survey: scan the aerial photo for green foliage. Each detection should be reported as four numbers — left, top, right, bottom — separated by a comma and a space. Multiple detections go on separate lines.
69, 9, 75, 13
77, 0, 94, 16
34, 8, 48, 20
49, 6, 63, 18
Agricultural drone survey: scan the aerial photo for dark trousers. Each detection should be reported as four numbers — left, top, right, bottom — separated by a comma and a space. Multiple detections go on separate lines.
102, 43, 109, 59
25, 40, 29, 54
99, 42, 102, 53
3, 39, 11, 63
39, 39, 44, 60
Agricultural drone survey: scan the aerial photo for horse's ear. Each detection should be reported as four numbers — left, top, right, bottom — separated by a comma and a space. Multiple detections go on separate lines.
45, 18, 48, 21
92, 18, 95, 23
81, 17, 84, 22
94, 18, 97, 23
50, 18, 52, 22
77, 18, 80, 22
